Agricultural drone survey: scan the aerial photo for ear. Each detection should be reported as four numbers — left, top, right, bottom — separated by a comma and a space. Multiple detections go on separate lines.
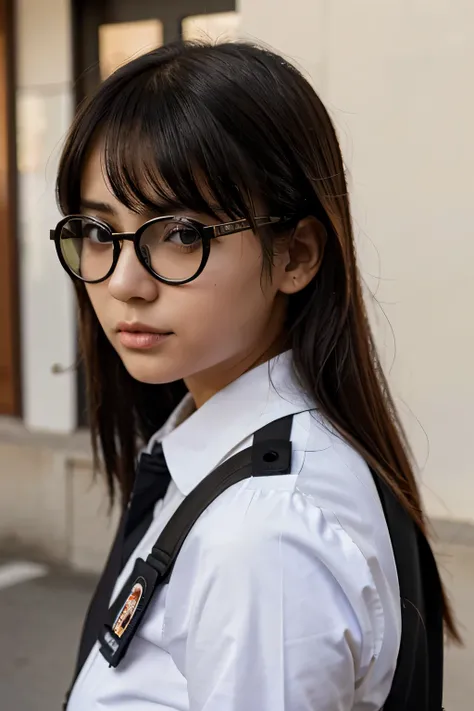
278, 216, 326, 294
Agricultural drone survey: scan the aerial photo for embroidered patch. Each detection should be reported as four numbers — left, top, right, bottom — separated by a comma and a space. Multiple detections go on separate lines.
99, 558, 161, 667
112, 579, 145, 638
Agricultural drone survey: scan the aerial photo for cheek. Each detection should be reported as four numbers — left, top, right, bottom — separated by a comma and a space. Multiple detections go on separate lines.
85, 283, 110, 331
176, 241, 275, 340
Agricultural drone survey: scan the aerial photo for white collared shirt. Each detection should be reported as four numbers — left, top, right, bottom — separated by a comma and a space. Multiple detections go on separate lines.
68, 351, 401, 711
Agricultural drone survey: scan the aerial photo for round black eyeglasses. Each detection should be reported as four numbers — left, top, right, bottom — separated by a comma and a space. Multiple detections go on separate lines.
50, 214, 293, 285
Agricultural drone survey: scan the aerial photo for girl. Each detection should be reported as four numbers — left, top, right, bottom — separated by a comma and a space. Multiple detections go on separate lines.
51, 41, 457, 710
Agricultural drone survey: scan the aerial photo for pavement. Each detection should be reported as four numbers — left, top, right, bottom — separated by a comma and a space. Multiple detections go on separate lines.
0, 563, 95, 710
0, 544, 473, 711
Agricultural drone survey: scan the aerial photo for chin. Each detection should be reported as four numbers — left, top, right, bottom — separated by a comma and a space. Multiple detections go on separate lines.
120, 351, 183, 385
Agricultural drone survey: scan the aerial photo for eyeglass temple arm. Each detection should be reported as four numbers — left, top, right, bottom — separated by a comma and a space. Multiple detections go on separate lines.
209, 216, 291, 239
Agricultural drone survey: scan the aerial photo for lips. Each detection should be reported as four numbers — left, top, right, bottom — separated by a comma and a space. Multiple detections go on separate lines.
117, 323, 172, 350
117, 322, 170, 335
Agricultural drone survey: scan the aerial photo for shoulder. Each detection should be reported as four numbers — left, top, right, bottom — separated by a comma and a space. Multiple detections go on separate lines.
180, 409, 399, 647
291, 409, 401, 636
295, 410, 394, 548
177, 409, 398, 595
228, 408, 396, 566
296, 411, 400, 601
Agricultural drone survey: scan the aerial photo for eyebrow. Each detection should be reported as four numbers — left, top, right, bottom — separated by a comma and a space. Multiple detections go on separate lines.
80, 199, 118, 215
79, 197, 226, 220
79, 197, 185, 216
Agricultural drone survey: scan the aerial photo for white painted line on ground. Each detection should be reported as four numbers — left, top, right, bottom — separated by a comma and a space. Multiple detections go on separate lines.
0, 561, 49, 591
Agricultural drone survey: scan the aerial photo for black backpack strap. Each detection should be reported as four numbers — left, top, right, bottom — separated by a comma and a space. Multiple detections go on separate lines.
64, 443, 172, 709
372, 474, 444, 711
416, 528, 445, 711
98, 415, 294, 669
62, 511, 127, 709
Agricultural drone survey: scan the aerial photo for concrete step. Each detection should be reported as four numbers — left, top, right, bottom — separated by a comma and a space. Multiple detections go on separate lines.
0, 418, 120, 574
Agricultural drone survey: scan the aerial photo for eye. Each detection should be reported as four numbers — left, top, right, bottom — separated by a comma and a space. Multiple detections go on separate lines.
83, 222, 112, 244
164, 225, 201, 247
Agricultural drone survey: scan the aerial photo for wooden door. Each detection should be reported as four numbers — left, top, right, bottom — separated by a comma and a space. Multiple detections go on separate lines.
0, 0, 19, 415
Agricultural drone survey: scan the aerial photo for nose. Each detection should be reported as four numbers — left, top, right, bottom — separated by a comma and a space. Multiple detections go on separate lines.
108, 241, 159, 303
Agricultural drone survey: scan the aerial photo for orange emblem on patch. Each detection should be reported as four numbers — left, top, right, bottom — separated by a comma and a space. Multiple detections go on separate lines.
112, 582, 144, 638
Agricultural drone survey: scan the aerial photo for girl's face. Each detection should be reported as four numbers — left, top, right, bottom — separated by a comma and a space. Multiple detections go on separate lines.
81, 146, 297, 401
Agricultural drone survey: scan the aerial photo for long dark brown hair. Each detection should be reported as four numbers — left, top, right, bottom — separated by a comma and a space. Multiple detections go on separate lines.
56, 41, 458, 640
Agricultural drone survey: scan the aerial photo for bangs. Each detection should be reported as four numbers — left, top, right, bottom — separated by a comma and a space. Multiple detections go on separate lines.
58, 59, 261, 224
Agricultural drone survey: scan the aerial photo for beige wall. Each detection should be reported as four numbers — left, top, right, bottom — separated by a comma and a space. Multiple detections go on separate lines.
240, 0, 474, 522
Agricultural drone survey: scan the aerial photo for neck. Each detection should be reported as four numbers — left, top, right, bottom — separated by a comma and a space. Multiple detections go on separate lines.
184, 337, 288, 409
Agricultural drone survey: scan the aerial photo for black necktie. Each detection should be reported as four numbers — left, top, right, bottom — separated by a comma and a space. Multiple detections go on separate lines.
71, 443, 171, 681
122, 444, 171, 567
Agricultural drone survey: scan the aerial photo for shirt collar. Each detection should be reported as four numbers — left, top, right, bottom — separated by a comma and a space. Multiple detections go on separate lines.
150, 350, 313, 496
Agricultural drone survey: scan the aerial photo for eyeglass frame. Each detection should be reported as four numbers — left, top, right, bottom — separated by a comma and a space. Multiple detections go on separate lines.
50, 213, 294, 285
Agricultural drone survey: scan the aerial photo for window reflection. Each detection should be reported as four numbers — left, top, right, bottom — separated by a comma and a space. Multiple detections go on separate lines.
99, 20, 164, 81
181, 12, 241, 43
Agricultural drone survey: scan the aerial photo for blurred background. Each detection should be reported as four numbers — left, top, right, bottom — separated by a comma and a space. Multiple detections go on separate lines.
0, 0, 473, 709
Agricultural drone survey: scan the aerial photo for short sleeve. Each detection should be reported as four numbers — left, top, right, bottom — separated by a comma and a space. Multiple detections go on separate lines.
164, 487, 386, 711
